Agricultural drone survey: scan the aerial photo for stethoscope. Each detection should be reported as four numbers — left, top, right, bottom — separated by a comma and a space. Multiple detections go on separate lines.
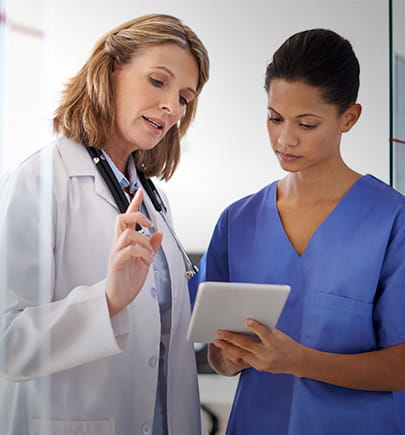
86, 146, 198, 278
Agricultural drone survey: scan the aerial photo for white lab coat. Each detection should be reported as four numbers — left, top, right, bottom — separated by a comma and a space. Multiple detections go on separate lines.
0, 136, 203, 435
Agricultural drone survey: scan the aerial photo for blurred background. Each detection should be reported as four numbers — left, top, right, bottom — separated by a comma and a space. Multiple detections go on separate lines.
0, 1, 404, 433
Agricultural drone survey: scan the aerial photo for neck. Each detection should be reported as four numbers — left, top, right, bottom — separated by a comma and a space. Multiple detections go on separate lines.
103, 144, 132, 174
278, 162, 362, 204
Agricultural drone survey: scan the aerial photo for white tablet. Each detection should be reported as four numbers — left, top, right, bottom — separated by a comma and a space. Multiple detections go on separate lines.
186, 281, 291, 343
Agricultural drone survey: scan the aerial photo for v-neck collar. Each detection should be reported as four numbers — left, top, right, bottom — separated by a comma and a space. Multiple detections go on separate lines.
272, 175, 369, 258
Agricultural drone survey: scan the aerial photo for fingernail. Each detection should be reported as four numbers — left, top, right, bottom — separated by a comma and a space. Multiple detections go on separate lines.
216, 331, 225, 338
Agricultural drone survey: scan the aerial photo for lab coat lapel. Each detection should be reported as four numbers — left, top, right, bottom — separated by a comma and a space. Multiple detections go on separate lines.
56, 136, 119, 211
93, 175, 120, 211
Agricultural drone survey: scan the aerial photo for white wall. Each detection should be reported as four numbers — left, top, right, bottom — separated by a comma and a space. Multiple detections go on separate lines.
1, 0, 389, 252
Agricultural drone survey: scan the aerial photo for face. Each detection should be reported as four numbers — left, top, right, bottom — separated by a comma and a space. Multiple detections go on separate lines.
110, 43, 199, 153
267, 79, 358, 175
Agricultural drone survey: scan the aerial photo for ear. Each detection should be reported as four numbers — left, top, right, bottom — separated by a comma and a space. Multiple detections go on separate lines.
341, 103, 362, 132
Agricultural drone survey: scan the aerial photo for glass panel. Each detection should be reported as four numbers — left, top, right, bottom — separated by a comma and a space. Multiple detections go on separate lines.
0, 0, 5, 171
392, 0, 405, 194
0, 1, 54, 433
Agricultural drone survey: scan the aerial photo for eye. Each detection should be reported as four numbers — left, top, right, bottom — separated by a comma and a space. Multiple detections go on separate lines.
268, 116, 282, 124
150, 77, 163, 87
179, 95, 189, 106
300, 123, 317, 130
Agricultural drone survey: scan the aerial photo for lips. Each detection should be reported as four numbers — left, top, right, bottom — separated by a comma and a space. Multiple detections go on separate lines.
142, 115, 165, 130
277, 151, 301, 162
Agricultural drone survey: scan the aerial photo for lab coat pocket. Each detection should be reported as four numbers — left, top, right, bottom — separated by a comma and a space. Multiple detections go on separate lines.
30, 419, 115, 435
301, 290, 375, 353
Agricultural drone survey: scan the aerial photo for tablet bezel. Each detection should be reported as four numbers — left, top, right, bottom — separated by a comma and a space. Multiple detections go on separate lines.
186, 281, 291, 343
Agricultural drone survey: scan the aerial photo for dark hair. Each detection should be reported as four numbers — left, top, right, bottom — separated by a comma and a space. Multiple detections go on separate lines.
264, 28, 359, 114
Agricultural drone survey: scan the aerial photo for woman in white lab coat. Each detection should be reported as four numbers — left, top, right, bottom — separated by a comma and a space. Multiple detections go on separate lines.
0, 14, 209, 435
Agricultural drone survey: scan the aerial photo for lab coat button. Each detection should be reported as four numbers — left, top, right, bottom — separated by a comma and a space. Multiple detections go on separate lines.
148, 356, 157, 367
150, 287, 158, 298
153, 269, 159, 277
141, 423, 152, 435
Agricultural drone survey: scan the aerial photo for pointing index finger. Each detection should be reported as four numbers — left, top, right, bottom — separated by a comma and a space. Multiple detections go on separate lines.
127, 188, 144, 214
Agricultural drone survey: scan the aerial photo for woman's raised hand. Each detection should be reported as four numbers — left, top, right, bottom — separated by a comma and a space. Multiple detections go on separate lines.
105, 188, 163, 317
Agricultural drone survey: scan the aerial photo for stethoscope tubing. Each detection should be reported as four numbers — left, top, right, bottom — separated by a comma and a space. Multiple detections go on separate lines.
157, 209, 199, 279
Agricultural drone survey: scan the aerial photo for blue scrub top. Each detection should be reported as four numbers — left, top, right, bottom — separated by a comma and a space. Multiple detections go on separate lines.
190, 174, 405, 435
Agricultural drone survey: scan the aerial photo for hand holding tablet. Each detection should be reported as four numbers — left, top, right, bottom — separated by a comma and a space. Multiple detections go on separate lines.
187, 281, 291, 343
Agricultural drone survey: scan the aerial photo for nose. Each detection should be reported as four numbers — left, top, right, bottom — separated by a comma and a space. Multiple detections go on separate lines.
160, 92, 183, 119
277, 122, 298, 148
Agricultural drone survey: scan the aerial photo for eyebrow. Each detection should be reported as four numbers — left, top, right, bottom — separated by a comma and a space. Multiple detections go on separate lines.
268, 107, 323, 119
154, 66, 197, 95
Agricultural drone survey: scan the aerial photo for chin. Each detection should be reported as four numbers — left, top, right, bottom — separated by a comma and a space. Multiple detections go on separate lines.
278, 161, 299, 172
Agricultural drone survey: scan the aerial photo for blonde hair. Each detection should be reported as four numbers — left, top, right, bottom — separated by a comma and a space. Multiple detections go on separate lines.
53, 14, 209, 180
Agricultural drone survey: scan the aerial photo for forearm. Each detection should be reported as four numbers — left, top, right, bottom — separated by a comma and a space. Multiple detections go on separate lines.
296, 342, 405, 392
0, 283, 123, 381
218, 321, 405, 392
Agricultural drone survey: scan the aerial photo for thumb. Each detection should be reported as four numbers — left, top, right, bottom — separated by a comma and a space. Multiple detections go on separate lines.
150, 232, 163, 254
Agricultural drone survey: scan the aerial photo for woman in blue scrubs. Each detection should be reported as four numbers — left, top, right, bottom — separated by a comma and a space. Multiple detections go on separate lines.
190, 29, 405, 434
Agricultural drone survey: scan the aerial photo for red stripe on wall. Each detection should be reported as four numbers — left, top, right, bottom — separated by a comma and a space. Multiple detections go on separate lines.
392, 138, 405, 145
0, 12, 44, 39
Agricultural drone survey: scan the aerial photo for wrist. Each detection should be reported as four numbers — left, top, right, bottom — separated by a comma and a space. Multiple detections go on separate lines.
105, 293, 122, 318
290, 343, 310, 378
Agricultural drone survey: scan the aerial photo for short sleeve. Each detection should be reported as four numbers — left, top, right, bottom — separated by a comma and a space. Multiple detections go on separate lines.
374, 205, 405, 347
